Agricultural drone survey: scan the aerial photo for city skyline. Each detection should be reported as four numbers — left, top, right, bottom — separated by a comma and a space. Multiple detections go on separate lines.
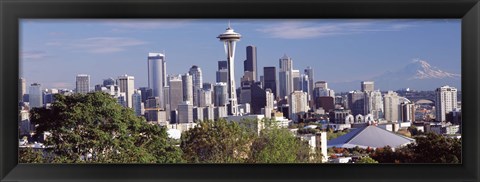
20, 19, 461, 91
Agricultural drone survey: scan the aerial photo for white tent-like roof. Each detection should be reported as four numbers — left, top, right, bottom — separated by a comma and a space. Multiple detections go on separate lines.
327, 125, 415, 149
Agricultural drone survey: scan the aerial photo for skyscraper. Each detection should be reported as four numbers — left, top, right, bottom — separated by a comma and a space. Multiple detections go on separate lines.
168, 75, 183, 111
384, 91, 400, 122
250, 83, 266, 114
214, 82, 228, 106
435, 85, 458, 122
117, 75, 135, 108
289, 91, 309, 121
29, 83, 43, 108
368, 90, 384, 120
103, 78, 115, 87
132, 90, 142, 116
348, 91, 366, 116
181, 73, 193, 104
189, 65, 203, 106
217, 23, 241, 116
218, 60, 228, 70
244, 45, 258, 81
19, 77, 26, 102
263, 67, 277, 98
75, 74, 90, 94
279, 54, 293, 99
139, 87, 153, 104
292, 70, 301, 91
178, 101, 193, 123
148, 53, 167, 107
361, 81, 375, 92
304, 67, 314, 101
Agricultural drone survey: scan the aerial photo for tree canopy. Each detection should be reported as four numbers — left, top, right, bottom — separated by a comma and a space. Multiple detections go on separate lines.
25, 92, 183, 163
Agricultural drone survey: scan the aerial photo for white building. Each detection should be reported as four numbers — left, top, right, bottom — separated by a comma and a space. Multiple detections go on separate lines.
75, 74, 90, 94
289, 91, 309, 121
278, 54, 293, 99
117, 75, 135, 108
182, 73, 193, 104
383, 91, 400, 122
435, 85, 458, 122
189, 65, 203, 106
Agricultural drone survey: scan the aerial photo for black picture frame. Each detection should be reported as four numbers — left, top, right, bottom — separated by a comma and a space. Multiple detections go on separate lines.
1, 0, 479, 181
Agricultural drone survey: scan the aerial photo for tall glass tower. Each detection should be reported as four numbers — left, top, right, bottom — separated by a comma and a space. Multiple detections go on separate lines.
217, 23, 241, 116
147, 53, 167, 108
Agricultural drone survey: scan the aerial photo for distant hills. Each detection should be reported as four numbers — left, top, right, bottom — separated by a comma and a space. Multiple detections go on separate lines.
330, 59, 461, 92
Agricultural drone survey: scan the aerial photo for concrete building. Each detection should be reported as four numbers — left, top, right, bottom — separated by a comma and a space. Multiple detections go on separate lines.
348, 91, 366, 116
435, 85, 458, 122
384, 91, 400, 122
368, 90, 384, 120
178, 101, 193, 123
182, 73, 193, 104
289, 91, 309, 121
361, 81, 374, 92
189, 65, 203, 106
168, 75, 183, 111
29, 83, 43, 108
265, 89, 275, 118
304, 67, 314, 102
19, 77, 26, 102
75, 74, 90, 94
279, 54, 293, 99
117, 75, 135, 108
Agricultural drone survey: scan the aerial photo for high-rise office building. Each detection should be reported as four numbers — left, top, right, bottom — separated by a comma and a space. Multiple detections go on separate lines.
148, 53, 167, 107
435, 85, 458, 122
244, 45, 258, 81
361, 81, 375, 93
265, 89, 275, 118
132, 90, 142, 116
19, 77, 26, 102
218, 60, 228, 70
29, 83, 43, 108
76, 74, 90, 94
117, 75, 135, 108
216, 69, 228, 83
279, 54, 293, 99
168, 75, 183, 111
263, 67, 277, 98
300, 74, 309, 94
145, 97, 167, 123
189, 65, 203, 106
217, 24, 241, 116
292, 70, 301, 91
214, 82, 228, 106
289, 91, 309, 121
368, 90, 384, 120
139, 87, 153, 104
348, 91, 366, 116
401, 102, 415, 122
103, 78, 115, 87
304, 67, 314, 101
384, 91, 400, 122
202, 83, 213, 91
250, 83, 266, 114
178, 101, 193, 123
181, 73, 193, 104
198, 89, 213, 107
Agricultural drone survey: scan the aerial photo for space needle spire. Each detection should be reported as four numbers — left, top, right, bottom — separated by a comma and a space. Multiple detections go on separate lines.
217, 22, 241, 116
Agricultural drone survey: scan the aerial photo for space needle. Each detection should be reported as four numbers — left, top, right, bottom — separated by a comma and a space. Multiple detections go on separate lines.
217, 22, 241, 116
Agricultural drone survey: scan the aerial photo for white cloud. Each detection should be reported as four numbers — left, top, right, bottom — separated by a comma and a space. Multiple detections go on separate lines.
70, 37, 147, 53
21, 50, 48, 60
256, 20, 415, 39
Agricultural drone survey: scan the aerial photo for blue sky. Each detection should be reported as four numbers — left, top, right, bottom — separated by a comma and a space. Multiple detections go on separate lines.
20, 19, 461, 91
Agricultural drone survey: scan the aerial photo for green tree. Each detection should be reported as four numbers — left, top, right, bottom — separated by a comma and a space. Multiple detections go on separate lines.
408, 132, 461, 163
28, 92, 183, 163
248, 127, 313, 163
356, 156, 379, 163
19, 147, 45, 163
180, 119, 254, 163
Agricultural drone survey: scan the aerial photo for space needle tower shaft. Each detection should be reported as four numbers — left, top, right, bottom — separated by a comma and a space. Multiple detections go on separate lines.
217, 23, 241, 116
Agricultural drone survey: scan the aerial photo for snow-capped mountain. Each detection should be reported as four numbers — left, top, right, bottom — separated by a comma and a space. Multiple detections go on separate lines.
402, 59, 460, 80
330, 59, 461, 92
